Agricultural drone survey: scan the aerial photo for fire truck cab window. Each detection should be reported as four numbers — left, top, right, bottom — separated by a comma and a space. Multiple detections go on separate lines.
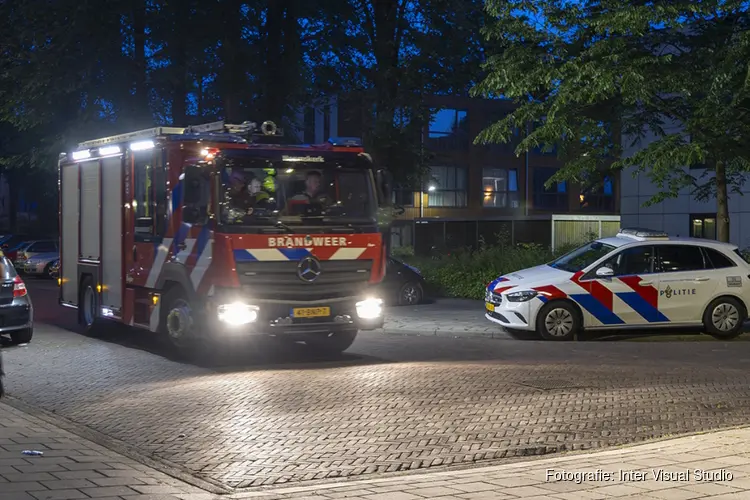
133, 151, 167, 238
182, 164, 211, 225
220, 161, 375, 225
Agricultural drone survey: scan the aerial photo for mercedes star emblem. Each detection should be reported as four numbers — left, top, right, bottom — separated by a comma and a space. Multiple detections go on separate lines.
297, 256, 321, 282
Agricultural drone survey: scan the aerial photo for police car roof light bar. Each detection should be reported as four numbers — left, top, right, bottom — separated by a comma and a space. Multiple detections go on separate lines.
618, 228, 669, 239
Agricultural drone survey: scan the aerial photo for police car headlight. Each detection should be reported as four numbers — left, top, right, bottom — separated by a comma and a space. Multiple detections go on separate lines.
506, 290, 538, 302
217, 303, 259, 326
356, 298, 383, 319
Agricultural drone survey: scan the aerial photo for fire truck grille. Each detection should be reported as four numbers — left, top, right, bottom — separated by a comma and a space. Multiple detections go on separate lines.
235, 260, 373, 301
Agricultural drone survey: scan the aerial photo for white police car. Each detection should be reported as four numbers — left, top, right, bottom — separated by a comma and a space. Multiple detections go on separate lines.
485, 228, 750, 340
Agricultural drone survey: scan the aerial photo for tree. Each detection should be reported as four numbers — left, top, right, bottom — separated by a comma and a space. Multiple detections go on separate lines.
474, 0, 750, 242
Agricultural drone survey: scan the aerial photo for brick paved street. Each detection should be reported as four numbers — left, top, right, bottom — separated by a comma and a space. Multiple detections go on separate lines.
4, 398, 750, 499
2, 279, 750, 492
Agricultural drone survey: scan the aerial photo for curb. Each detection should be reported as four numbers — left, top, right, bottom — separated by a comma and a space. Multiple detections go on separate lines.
376, 327, 508, 339
1, 396, 232, 495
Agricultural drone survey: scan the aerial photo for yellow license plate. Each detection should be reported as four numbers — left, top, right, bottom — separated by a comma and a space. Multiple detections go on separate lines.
292, 307, 331, 318
485, 302, 495, 312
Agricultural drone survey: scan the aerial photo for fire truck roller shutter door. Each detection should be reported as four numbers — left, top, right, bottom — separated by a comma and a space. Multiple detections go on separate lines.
60, 163, 80, 305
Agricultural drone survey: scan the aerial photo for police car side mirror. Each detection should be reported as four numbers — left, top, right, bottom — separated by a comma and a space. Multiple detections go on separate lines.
596, 266, 614, 277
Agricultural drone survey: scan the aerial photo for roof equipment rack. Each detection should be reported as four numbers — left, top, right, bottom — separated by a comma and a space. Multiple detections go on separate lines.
617, 228, 670, 240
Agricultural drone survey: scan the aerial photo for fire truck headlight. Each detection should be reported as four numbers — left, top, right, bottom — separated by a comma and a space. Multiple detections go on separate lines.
356, 298, 383, 320
217, 303, 259, 326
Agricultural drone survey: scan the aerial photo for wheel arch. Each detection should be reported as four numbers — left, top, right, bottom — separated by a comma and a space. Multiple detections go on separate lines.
539, 297, 585, 326
705, 293, 749, 318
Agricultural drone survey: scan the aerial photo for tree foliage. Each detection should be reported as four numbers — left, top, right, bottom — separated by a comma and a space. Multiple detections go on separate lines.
0, 1, 489, 197
474, 0, 750, 241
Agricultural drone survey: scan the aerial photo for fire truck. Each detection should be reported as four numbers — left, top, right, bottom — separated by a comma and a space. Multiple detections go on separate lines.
58, 120, 392, 354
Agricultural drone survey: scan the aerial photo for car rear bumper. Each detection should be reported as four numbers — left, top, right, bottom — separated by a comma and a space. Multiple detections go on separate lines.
0, 304, 33, 332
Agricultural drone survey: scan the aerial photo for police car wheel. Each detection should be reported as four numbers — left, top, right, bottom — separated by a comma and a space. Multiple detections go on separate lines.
537, 300, 579, 341
703, 297, 746, 339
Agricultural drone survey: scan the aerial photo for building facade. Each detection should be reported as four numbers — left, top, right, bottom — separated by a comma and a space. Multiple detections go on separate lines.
619, 128, 750, 250
296, 95, 621, 253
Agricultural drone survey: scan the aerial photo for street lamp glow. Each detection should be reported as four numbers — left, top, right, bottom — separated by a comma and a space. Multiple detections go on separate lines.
427, 185, 436, 192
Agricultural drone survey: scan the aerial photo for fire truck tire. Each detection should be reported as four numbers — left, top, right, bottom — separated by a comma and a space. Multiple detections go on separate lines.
79, 276, 103, 336
305, 329, 358, 355
160, 286, 198, 352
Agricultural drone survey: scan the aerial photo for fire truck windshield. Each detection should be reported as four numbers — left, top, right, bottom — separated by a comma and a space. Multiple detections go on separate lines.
219, 160, 376, 227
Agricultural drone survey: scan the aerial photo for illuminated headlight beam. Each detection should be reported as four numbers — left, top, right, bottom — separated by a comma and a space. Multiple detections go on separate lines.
356, 298, 383, 319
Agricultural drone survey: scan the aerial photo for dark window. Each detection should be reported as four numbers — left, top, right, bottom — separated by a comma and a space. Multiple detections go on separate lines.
482, 168, 520, 208
689, 214, 716, 239
392, 189, 414, 207
133, 152, 153, 221
29, 241, 57, 253
427, 109, 469, 151
532, 167, 567, 210
601, 246, 655, 276
425, 166, 467, 207
734, 249, 750, 264
702, 248, 736, 269
153, 150, 167, 237
580, 176, 615, 211
656, 245, 705, 273
134, 150, 167, 238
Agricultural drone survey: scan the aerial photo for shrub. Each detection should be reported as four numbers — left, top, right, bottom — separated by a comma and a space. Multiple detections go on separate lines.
400, 238, 585, 300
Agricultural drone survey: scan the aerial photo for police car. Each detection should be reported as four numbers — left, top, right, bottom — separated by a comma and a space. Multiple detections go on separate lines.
485, 228, 750, 340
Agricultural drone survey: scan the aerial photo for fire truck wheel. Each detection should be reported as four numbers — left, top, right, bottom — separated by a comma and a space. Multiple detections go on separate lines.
79, 276, 102, 335
305, 329, 358, 355
160, 287, 197, 352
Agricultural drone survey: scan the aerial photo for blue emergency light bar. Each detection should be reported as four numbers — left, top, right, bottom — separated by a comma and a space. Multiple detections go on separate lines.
328, 137, 362, 147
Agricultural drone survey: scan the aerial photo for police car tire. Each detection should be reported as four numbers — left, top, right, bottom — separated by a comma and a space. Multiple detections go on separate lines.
703, 296, 746, 339
536, 300, 580, 341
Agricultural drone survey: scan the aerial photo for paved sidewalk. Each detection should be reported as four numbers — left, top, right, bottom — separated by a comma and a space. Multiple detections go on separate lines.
4, 400, 750, 500
381, 299, 508, 338
0, 401, 214, 500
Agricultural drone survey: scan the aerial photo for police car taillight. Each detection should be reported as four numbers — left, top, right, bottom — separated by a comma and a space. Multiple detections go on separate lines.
13, 275, 26, 297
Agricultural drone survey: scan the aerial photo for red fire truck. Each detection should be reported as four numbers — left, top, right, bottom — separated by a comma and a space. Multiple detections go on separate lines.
58, 120, 392, 354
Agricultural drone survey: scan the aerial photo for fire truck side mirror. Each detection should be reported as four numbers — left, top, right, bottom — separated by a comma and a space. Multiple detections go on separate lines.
183, 164, 203, 205
376, 169, 393, 206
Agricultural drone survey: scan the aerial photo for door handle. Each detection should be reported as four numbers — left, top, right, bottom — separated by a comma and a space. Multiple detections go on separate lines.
692, 277, 710, 282
638, 281, 653, 286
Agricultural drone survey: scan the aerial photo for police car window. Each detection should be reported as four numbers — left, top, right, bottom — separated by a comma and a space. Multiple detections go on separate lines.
702, 248, 736, 269
656, 245, 705, 272
601, 246, 654, 276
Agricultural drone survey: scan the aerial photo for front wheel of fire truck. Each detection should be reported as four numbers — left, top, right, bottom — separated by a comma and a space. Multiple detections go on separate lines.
160, 287, 200, 354
305, 329, 358, 355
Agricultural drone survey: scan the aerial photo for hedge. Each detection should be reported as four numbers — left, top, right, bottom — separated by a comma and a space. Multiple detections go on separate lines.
393, 240, 580, 301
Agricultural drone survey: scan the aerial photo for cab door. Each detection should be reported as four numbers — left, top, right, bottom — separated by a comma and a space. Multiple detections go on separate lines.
654, 244, 719, 324
126, 147, 168, 287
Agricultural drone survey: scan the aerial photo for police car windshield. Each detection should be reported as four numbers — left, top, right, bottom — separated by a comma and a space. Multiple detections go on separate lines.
220, 160, 375, 226
549, 241, 616, 273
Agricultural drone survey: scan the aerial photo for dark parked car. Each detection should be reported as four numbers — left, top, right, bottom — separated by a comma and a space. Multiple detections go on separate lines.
0, 251, 33, 344
381, 258, 426, 305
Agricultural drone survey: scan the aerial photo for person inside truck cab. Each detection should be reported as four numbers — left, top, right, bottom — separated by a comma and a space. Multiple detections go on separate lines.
285, 171, 332, 212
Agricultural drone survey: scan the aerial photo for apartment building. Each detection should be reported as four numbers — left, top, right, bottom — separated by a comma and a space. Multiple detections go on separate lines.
296, 94, 620, 253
